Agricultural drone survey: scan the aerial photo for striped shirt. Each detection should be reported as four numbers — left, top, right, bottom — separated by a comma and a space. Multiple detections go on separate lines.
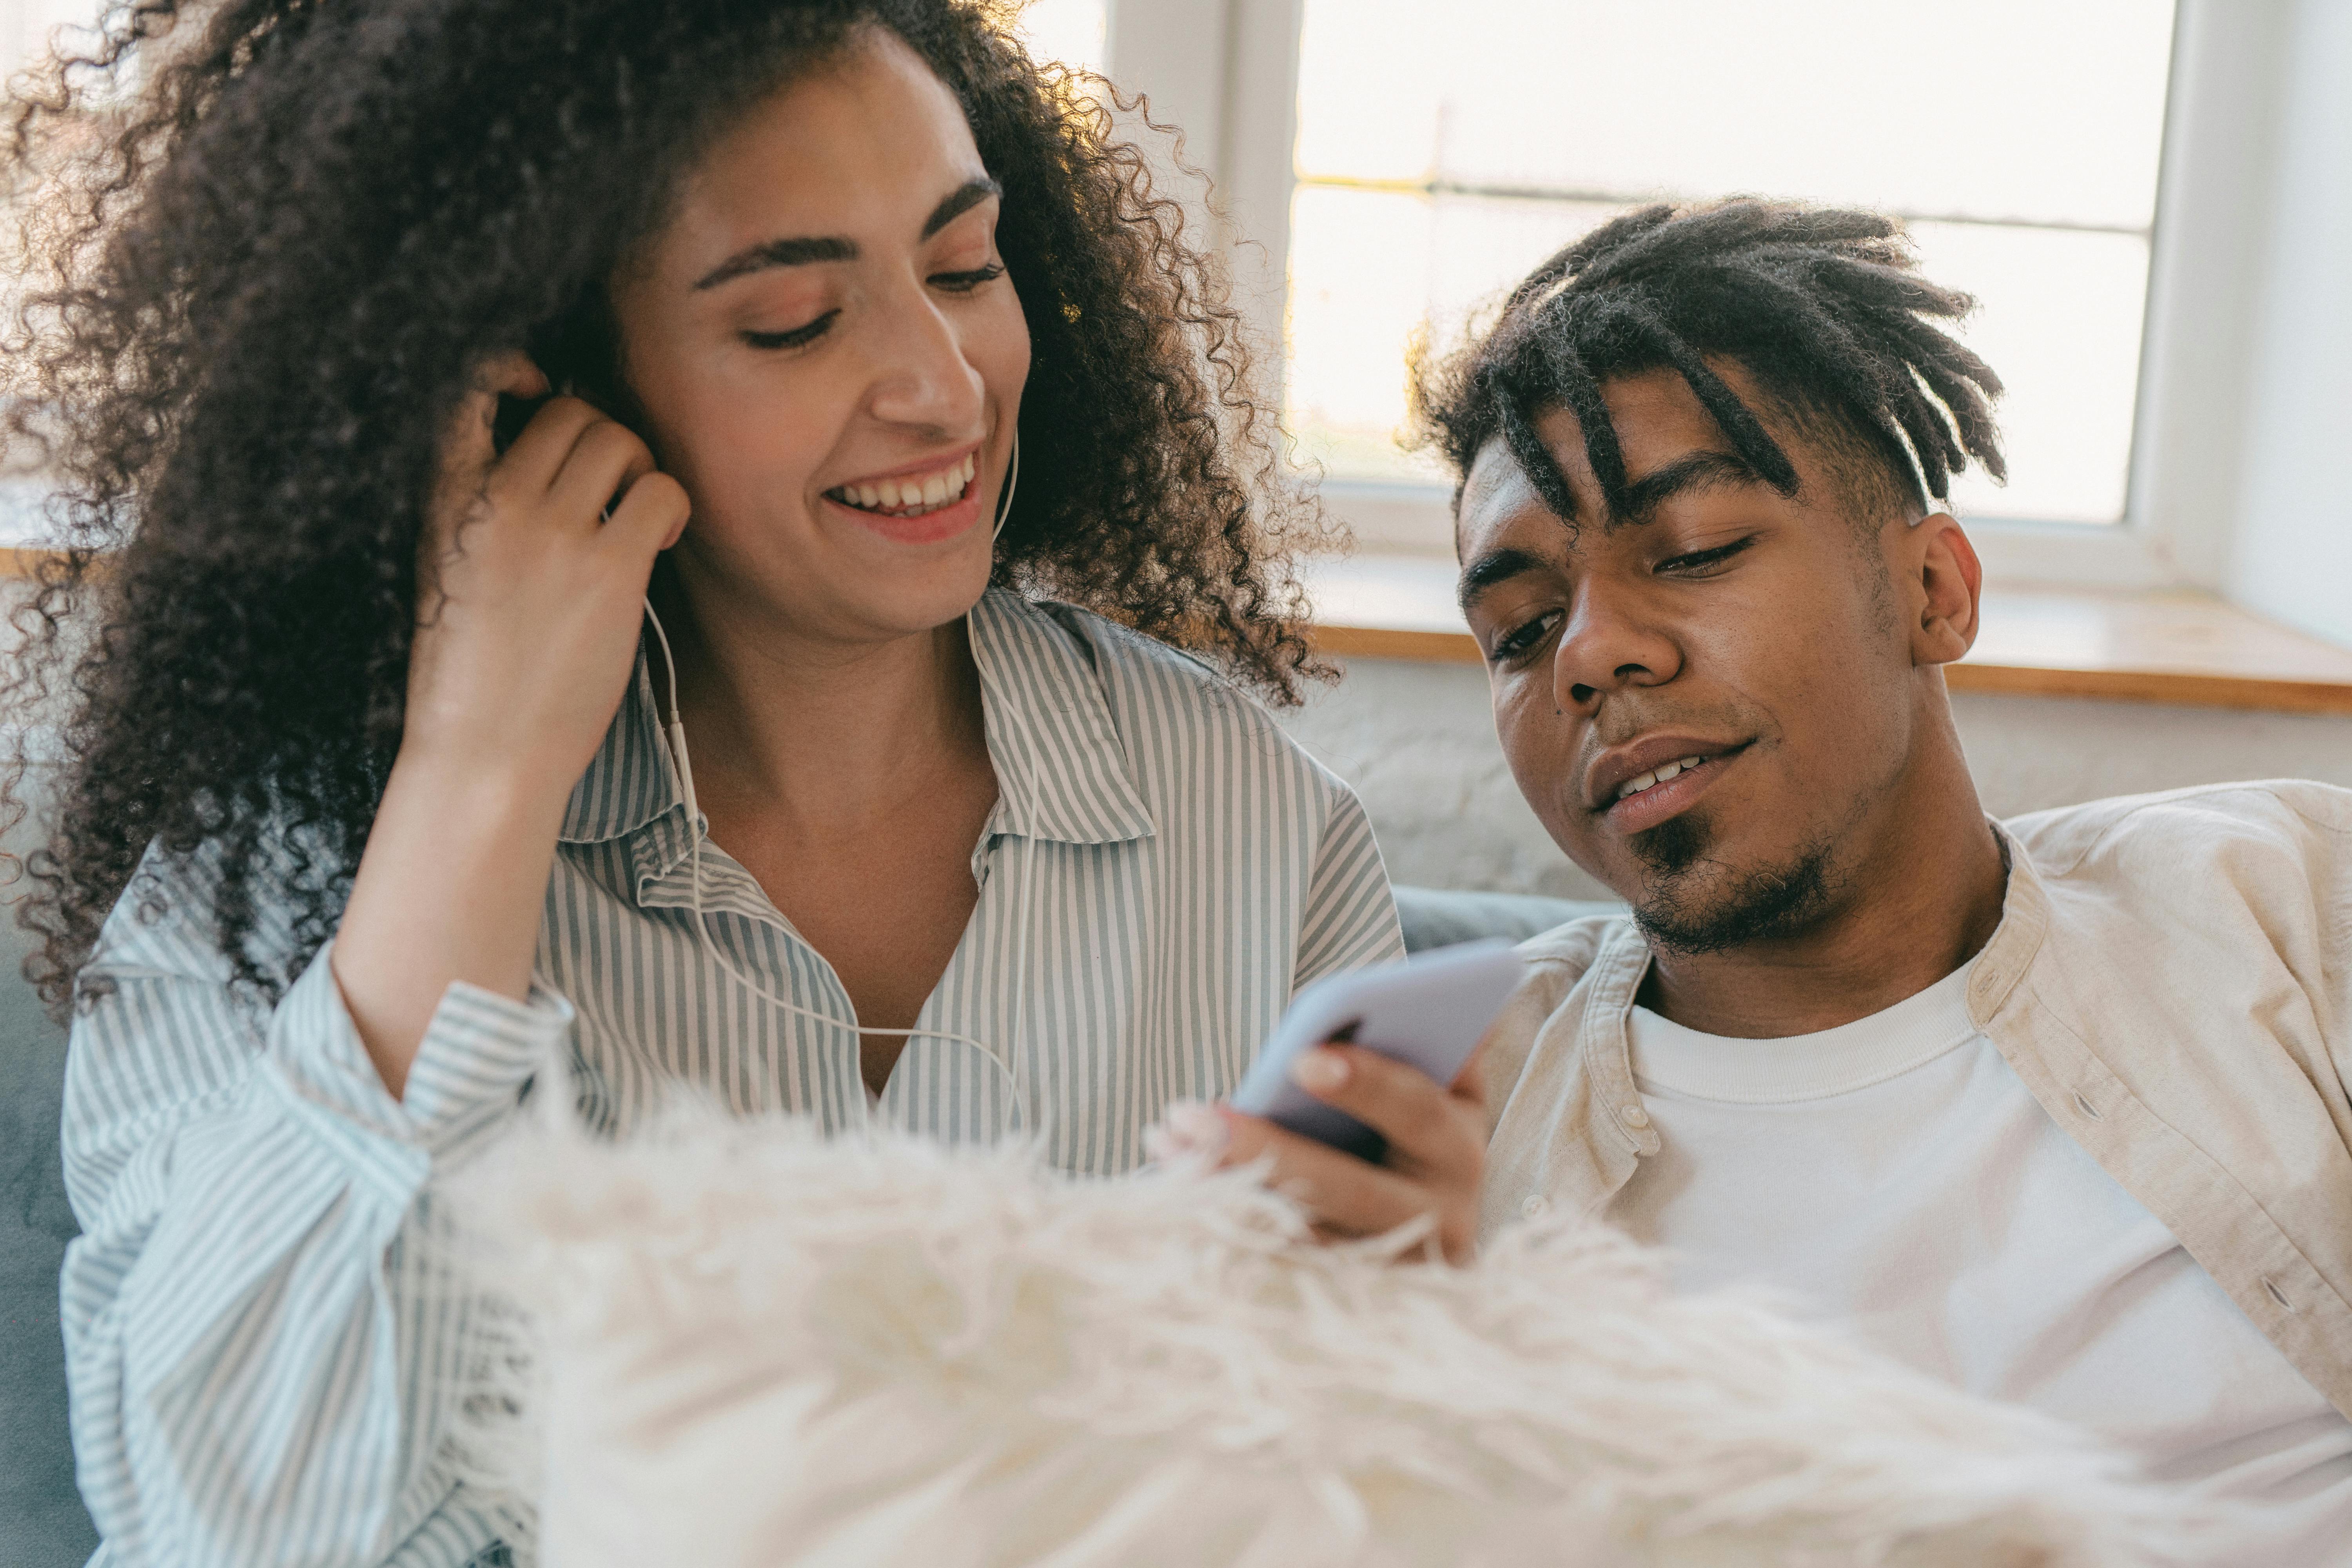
58, 588, 1402, 1568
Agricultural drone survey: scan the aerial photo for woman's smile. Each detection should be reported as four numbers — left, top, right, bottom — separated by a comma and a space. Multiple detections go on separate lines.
822, 446, 985, 544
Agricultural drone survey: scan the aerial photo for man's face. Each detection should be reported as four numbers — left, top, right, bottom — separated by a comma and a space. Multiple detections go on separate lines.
1456, 367, 1951, 953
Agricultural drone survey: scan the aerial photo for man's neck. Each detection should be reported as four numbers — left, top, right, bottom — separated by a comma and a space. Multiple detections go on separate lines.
1635, 742, 2009, 1040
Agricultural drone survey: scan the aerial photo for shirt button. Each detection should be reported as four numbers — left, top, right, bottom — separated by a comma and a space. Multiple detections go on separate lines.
1622, 1104, 1651, 1129
1521, 1194, 1548, 1218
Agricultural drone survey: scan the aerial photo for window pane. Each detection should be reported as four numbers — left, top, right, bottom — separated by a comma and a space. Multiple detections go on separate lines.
1286, 0, 2176, 522
1911, 223, 2151, 523
4, 0, 102, 85
1014, 0, 1106, 74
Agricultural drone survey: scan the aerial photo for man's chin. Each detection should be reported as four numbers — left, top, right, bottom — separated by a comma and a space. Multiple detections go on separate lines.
1626, 813, 1842, 956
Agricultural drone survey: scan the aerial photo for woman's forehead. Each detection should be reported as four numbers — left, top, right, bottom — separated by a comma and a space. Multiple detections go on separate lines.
663, 29, 985, 262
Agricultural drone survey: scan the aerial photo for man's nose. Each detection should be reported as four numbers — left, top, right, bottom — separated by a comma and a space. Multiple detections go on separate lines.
1551, 584, 1681, 711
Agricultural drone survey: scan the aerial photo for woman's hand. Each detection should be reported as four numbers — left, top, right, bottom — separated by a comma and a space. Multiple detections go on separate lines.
404, 353, 690, 789
332, 354, 689, 1098
1151, 1045, 1490, 1265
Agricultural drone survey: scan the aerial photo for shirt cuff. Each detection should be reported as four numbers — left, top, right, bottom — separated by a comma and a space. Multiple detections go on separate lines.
267, 941, 575, 1177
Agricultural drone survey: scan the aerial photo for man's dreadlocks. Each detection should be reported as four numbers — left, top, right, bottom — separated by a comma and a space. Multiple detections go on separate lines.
1413, 199, 2007, 532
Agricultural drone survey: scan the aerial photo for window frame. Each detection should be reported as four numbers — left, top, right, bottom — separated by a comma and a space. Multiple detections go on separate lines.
1107, 0, 2282, 592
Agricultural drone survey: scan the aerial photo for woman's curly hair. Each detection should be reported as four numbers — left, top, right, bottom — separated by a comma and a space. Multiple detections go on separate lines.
1, 0, 1334, 1013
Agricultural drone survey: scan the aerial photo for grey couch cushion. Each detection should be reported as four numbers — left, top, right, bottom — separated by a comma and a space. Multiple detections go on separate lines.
1, 819, 97, 1566
1393, 884, 1621, 954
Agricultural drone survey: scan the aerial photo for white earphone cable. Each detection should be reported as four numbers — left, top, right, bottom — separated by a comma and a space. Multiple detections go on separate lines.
992, 426, 1019, 541
637, 431, 1033, 1137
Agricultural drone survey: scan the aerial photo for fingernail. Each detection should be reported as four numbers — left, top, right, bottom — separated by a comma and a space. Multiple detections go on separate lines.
1163, 1099, 1228, 1154
1292, 1049, 1348, 1093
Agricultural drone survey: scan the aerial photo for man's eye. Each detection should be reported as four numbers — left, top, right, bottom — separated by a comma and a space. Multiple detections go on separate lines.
740, 309, 840, 350
1488, 610, 1562, 664
1657, 537, 1755, 574
932, 262, 1007, 292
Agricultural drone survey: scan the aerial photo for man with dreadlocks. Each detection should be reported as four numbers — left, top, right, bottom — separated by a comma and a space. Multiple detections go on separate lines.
1426, 200, 2352, 1560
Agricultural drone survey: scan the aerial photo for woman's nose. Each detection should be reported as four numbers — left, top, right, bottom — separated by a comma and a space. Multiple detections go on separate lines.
865, 287, 986, 435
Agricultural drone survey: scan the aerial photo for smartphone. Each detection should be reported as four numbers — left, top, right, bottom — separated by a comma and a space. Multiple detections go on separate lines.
1229, 938, 1526, 1161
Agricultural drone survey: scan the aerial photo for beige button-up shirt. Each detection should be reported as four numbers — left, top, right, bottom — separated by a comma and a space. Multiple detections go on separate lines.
1481, 780, 2352, 1418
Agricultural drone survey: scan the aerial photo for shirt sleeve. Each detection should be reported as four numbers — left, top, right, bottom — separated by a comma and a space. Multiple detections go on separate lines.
59, 847, 572, 1568
1291, 781, 1406, 991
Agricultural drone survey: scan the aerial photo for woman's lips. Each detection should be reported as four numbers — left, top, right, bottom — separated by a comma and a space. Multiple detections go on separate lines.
828, 450, 978, 514
821, 457, 985, 546
824, 484, 984, 545
1602, 745, 1744, 835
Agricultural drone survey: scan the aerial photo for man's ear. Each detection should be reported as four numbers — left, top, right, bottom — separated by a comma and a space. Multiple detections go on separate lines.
1908, 512, 1982, 667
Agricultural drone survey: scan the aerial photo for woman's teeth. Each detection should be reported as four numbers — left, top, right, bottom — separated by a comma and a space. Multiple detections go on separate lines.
1617, 755, 1708, 802
830, 452, 978, 517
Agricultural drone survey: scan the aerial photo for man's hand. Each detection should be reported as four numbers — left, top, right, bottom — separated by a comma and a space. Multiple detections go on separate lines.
1150, 1045, 1489, 1265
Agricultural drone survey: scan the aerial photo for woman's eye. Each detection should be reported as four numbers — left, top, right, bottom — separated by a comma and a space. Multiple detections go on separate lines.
1488, 610, 1562, 665
931, 262, 1007, 292
740, 309, 840, 351
1657, 536, 1755, 575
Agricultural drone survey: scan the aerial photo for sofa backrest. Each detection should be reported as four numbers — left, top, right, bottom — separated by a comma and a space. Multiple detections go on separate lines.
0, 767, 100, 1566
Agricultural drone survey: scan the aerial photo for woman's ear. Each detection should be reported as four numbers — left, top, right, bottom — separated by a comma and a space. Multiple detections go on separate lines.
528, 290, 646, 436
1909, 512, 1982, 668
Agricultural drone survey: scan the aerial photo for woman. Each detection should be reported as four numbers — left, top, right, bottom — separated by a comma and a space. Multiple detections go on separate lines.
2, 3, 1488, 1563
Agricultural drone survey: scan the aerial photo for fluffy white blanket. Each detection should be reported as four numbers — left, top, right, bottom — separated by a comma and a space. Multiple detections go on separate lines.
448, 1114, 2214, 1568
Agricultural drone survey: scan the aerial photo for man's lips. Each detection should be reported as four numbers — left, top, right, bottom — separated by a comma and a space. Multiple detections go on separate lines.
1586, 738, 1752, 835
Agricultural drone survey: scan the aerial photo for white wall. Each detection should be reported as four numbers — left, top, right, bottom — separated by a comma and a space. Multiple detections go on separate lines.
1277, 656, 2352, 898
2221, 0, 2352, 648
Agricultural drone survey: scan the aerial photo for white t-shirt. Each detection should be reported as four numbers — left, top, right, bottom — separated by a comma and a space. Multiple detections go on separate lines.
1606, 964, 2352, 1566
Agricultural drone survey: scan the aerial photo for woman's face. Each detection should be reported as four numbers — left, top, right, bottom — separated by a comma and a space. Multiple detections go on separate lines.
611, 28, 1029, 648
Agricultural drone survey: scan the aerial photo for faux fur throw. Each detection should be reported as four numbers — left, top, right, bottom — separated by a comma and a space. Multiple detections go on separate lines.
448, 1114, 2216, 1568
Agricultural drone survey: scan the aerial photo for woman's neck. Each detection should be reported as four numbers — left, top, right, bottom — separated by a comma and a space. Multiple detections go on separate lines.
650, 579, 992, 836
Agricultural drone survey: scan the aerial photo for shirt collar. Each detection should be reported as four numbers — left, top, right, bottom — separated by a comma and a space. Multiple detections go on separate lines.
965, 588, 1155, 847
555, 588, 1156, 858
1964, 820, 2050, 1028
1583, 817, 2055, 1107
557, 650, 682, 846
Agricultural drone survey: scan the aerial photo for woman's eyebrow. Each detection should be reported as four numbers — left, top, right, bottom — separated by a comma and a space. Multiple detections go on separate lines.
694, 236, 857, 290
922, 176, 1002, 239
693, 177, 1003, 291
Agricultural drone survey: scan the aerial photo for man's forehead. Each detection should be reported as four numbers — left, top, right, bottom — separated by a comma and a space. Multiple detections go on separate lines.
1456, 435, 1577, 572
1459, 440, 1542, 531
1455, 370, 1782, 555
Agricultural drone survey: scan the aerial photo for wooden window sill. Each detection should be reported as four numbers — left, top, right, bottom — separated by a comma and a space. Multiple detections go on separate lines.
1299, 555, 2352, 717
11, 545, 2348, 716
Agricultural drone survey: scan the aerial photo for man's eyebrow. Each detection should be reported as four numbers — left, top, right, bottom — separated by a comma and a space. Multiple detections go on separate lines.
1608, 449, 1768, 530
690, 178, 1001, 291
922, 176, 1002, 240
1456, 546, 1548, 615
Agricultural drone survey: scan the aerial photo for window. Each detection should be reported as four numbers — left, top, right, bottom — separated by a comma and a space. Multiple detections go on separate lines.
1283, 0, 2178, 535
1, 0, 95, 88
1015, 0, 1108, 76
